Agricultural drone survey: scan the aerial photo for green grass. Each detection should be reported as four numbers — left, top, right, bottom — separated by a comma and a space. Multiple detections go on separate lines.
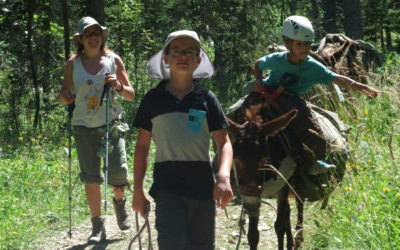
301, 57, 400, 249
0, 137, 86, 249
0, 126, 157, 249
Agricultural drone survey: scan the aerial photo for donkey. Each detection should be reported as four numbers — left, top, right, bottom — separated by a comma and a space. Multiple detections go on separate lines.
227, 92, 349, 250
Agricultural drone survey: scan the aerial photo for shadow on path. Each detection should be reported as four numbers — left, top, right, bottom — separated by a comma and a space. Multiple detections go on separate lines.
66, 238, 122, 250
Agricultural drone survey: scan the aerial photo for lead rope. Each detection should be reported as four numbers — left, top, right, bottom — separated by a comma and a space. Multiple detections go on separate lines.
232, 162, 247, 250
128, 205, 153, 250
136, 211, 142, 248
236, 204, 246, 250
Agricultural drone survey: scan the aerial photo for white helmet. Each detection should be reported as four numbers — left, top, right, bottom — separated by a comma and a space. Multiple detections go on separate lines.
281, 16, 314, 42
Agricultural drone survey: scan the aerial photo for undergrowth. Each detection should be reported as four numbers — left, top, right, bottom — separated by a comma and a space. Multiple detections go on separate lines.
302, 53, 400, 249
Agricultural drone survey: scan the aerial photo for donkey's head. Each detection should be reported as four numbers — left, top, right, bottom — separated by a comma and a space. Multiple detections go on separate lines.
228, 109, 298, 197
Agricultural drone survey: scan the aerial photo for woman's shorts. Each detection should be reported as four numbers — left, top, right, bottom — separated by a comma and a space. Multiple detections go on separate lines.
73, 124, 129, 186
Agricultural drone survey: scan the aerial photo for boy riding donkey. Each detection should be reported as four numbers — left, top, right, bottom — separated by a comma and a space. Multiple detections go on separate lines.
132, 30, 233, 249
250, 15, 379, 175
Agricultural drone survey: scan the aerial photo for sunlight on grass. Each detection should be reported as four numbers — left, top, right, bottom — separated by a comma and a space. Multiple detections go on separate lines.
0, 136, 86, 249
0, 126, 156, 249
301, 56, 400, 249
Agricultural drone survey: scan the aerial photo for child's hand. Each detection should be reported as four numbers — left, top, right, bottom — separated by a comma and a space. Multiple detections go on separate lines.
253, 80, 264, 93
213, 175, 233, 209
334, 75, 380, 99
364, 85, 380, 98
132, 190, 151, 217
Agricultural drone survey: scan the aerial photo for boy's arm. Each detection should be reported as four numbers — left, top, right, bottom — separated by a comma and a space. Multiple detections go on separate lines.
132, 128, 152, 217
212, 128, 233, 209
333, 75, 379, 98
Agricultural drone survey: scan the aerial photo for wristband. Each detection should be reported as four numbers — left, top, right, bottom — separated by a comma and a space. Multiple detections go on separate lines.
116, 81, 124, 92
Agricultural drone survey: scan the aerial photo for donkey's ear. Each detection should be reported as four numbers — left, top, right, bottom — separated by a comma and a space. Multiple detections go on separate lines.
261, 109, 298, 136
227, 117, 245, 138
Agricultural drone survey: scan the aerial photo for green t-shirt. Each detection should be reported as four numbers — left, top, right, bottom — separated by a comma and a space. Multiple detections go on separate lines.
258, 51, 337, 96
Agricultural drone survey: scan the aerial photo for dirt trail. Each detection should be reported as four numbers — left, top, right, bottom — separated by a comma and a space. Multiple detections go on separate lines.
34, 199, 279, 250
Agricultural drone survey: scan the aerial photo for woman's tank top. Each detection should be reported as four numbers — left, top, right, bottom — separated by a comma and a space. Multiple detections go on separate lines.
72, 53, 123, 127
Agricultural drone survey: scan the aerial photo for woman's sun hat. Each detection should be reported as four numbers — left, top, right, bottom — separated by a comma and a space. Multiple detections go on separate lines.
146, 30, 214, 80
73, 16, 108, 45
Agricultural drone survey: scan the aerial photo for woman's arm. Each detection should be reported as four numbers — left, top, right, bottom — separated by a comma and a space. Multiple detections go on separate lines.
105, 54, 135, 101
57, 58, 75, 105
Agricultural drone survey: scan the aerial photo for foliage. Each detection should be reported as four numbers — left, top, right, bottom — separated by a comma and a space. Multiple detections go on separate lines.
363, 0, 400, 52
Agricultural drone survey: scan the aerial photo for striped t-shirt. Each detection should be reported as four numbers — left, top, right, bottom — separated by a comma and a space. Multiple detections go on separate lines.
133, 80, 228, 200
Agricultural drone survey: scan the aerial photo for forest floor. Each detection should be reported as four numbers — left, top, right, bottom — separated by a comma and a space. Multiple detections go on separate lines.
33, 197, 281, 250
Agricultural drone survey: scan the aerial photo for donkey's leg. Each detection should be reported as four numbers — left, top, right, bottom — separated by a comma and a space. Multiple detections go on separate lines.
294, 197, 304, 249
275, 186, 294, 250
248, 213, 260, 250
244, 198, 261, 250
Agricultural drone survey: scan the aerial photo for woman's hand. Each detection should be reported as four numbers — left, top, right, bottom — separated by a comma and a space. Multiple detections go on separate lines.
58, 89, 75, 105
105, 74, 123, 92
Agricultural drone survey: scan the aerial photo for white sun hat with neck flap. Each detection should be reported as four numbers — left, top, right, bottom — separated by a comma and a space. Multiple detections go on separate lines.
146, 30, 214, 80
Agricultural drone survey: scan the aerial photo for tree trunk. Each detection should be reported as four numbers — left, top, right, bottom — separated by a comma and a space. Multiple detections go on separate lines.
310, 0, 319, 21
383, 0, 393, 51
322, 0, 337, 34
240, 1, 248, 47
288, 0, 297, 15
385, 26, 392, 51
61, 0, 70, 60
344, 0, 363, 39
310, 0, 321, 38
214, 49, 227, 90
379, 15, 385, 52
86, 0, 105, 25
27, 0, 41, 130
42, 1, 51, 113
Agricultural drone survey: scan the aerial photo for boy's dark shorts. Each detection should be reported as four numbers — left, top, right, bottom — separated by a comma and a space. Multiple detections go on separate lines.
154, 191, 216, 250
73, 125, 129, 186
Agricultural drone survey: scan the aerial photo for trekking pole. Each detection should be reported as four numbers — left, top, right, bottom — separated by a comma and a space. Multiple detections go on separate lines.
101, 73, 111, 212
67, 102, 75, 239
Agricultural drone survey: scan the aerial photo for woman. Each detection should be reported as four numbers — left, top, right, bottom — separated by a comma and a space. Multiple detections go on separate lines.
58, 16, 134, 243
